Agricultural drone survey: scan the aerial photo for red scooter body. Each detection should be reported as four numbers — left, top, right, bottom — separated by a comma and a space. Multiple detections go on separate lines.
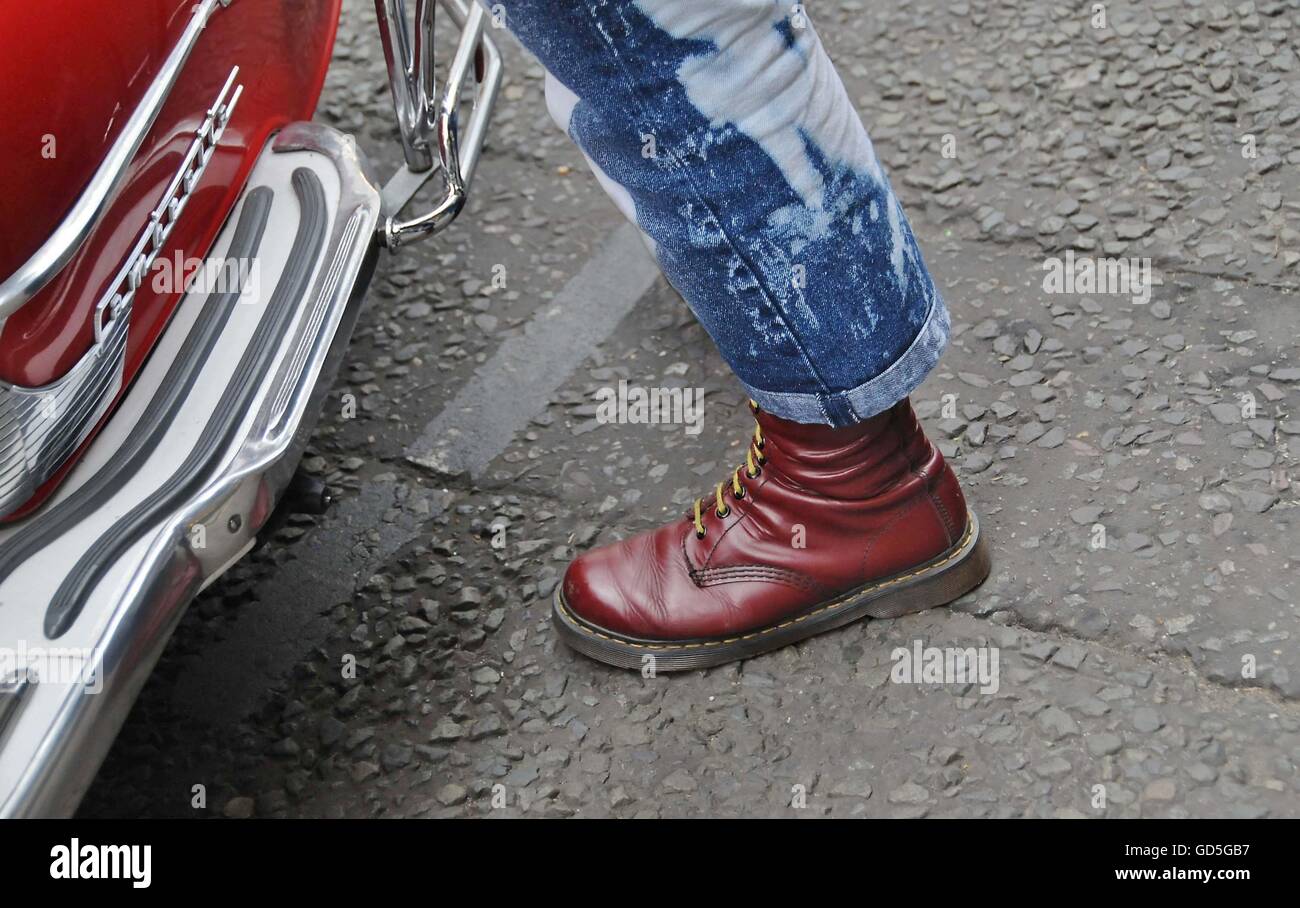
0, 0, 340, 517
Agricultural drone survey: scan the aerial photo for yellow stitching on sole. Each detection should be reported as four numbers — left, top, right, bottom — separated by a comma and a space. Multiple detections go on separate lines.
556, 510, 979, 652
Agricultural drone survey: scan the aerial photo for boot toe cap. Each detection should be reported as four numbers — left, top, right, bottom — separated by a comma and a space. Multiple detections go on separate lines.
560, 531, 672, 639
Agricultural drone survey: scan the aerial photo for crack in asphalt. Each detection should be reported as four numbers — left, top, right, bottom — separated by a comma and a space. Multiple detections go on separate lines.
171, 226, 661, 724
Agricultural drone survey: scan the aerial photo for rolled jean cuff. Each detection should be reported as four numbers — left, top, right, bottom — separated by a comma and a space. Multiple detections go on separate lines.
744, 294, 951, 429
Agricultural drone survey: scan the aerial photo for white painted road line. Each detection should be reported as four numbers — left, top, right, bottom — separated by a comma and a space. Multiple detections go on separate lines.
405, 222, 661, 478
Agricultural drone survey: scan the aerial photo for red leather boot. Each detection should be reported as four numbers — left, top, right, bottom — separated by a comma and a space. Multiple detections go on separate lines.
553, 398, 990, 670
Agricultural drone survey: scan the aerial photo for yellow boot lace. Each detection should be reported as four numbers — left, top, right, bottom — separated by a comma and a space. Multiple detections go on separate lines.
693, 402, 767, 538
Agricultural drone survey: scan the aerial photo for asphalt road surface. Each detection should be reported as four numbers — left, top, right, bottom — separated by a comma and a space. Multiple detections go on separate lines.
83, 0, 1300, 818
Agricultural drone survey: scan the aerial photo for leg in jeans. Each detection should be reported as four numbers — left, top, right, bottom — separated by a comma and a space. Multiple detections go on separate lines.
493, 0, 946, 426
489, 0, 990, 668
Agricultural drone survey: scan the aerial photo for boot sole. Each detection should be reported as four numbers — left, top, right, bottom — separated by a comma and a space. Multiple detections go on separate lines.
553, 509, 992, 672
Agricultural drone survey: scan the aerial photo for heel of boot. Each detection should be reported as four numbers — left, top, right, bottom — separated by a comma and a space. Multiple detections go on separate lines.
863, 510, 991, 619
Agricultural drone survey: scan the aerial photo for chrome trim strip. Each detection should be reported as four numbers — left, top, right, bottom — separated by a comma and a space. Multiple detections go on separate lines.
0, 68, 243, 520
268, 209, 364, 434
0, 0, 224, 325
93, 67, 243, 346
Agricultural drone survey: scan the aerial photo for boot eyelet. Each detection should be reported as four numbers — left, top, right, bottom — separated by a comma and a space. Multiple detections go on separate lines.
746, 467, 761, 479
715, 505, 731, 519
734, 487, 745, 499
695, 530, 707, 539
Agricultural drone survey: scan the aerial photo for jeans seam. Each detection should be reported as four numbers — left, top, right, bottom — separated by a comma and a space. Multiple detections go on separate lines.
576, 0, 839, 410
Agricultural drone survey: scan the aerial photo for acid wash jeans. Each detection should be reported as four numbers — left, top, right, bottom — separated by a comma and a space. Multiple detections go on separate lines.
488, 0, 948, 427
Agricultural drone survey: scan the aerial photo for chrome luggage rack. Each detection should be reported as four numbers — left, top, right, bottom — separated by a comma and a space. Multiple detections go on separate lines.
374, 0, 502, 248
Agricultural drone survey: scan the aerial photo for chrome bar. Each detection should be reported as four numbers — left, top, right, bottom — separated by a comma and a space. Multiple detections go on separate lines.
374, 0, 437, 172
379, 0, 501, 248
0, 0, 225, 327
443, 0, 500, 187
